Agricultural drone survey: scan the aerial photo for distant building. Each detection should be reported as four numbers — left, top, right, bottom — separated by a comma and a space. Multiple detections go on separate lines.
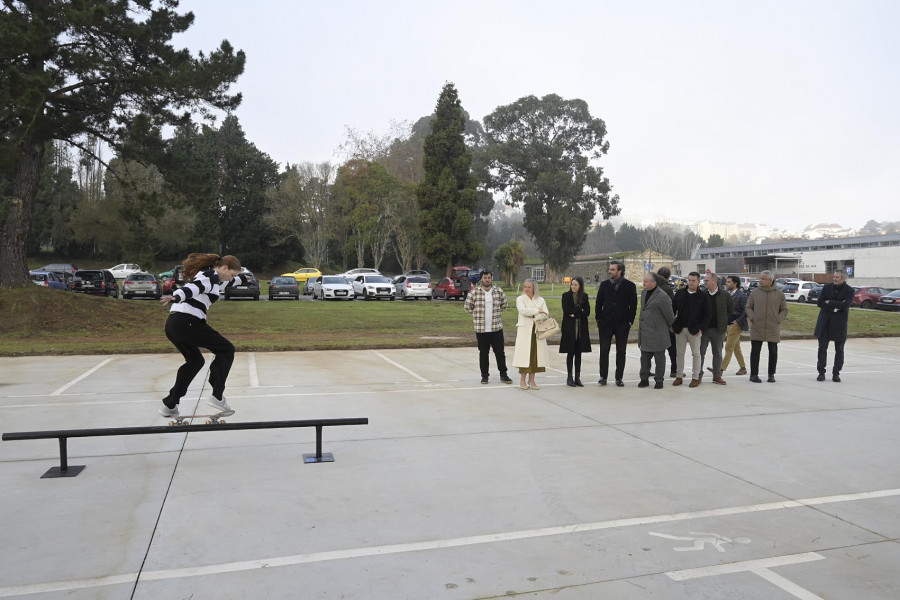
519, 250, 674, 285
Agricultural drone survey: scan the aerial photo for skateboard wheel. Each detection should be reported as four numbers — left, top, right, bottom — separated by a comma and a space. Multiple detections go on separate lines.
205, 419, 213, 425
168, 421, 176, 426
219, 419, 226, 424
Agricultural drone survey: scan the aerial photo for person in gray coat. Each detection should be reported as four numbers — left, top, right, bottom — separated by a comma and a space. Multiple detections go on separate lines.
638, 272, 675, 389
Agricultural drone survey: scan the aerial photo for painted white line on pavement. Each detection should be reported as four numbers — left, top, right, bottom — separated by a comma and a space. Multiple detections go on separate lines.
50, 357, 115, 396
371, 350, 429, 382
248, 352, 259, 388
2, 489, 895, 596
751, 566, 826, 600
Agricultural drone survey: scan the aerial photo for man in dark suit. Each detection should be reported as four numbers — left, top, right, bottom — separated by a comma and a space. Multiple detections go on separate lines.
595, 260, 638, 387
815, 269, 854, 382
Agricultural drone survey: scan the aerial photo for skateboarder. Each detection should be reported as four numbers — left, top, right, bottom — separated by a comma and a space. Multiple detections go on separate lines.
158, 253, 248, 418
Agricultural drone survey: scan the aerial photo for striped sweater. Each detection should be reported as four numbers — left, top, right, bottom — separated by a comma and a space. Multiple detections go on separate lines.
169, 269, 250, 320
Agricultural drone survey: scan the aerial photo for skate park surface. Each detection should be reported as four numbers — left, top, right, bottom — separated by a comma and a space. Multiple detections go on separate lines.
1, 338, 899, 599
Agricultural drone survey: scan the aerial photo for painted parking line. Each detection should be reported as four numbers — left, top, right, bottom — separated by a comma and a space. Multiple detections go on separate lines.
248, 352, 259, 388
50, 357, 115, 395
2, 488, 896, 597
371, 350, 429, 382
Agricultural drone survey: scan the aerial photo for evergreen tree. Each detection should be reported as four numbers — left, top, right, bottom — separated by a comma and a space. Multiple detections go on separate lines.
417, 83, 481, 276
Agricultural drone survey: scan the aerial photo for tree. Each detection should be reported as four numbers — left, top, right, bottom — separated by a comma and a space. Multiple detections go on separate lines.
27, 142, 80, 255
706, 233, 725, 248
494, 239, 526, 285
1, 1, 244, 287
484, 94, 619, 281
417, 83, 482, 276
616, 223, 643, 252
265, 162, 334, 269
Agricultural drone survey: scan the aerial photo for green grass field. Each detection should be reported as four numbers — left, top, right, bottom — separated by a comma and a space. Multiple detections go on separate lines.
1, 286, 898, 356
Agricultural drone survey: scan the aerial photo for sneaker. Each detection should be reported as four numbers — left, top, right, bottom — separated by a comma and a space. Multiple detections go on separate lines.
207, 395, 232, 412
500, 375, 513, 384
736, 367, 747, 376
817, 373, 826, 382
159, 404, 180, 418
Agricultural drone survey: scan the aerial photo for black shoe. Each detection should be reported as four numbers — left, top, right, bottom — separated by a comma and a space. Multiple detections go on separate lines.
574, 377, 584, 387
481, 376, 489, 384
832, 374, 841, 383
598, 378, 607, 386
654, 381, 664, 389
500, 375, 513, 384
638, 379, 650, 388
749, 376, 762, 383
670, 370, 677, 378
817, 373, 826, 382
567, 375, 576, 387
615, 379, 624, 387
767, 375, 776, 383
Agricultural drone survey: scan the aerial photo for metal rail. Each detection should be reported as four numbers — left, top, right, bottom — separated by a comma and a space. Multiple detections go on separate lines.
2, 418, 368, 478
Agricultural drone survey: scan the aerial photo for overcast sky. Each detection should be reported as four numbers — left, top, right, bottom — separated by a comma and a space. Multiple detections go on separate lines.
174, 0, 899, 233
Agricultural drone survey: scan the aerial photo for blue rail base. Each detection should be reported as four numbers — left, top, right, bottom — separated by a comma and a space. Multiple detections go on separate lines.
303, 452, 334, 464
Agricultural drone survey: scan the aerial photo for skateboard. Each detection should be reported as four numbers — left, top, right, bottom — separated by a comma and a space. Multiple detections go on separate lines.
165, 410, 235, 426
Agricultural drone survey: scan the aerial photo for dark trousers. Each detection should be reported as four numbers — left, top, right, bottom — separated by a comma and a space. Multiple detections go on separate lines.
817, 338, 845, 375
640, 350, 666, 383
700, 328, 725, 377
667, 331, 677, 373
598, 326, 630, 380
476, 330, 508, 378
164, 312, 235, 405
750, 340, 778, 377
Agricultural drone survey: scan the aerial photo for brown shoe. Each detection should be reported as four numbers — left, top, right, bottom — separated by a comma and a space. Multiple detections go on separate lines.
713, 376, 727, 385
689, 378, 701, 388
672, 377, 683, 386
736, 367, 747, 375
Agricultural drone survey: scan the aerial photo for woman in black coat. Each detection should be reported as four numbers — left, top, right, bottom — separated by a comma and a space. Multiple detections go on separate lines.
559, 276, 592, 387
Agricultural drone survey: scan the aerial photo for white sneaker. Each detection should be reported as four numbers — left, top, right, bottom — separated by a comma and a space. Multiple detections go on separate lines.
159, 404, 180, 418
206, 395, 232, 413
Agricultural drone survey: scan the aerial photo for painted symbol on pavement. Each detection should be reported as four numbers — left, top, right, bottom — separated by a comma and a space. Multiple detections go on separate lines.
649, 531, 751, 552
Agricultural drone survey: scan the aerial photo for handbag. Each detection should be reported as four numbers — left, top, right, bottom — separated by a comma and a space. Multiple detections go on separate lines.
534, 316, 560, 340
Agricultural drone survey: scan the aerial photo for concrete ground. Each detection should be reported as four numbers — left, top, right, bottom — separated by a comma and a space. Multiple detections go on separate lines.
1, 338, 899, 599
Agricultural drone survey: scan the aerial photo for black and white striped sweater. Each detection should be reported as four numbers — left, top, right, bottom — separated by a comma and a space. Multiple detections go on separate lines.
169, 269, 250, 320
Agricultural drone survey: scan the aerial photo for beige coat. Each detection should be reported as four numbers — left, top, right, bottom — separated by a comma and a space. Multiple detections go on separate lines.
745, 285, 788, 342
512, 293, 550, 368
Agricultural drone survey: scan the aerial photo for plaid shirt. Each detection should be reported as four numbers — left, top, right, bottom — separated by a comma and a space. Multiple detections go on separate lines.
465, 285, 509, 332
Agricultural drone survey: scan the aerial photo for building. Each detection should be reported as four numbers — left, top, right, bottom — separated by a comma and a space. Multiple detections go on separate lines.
519, 250, 675, 285
676, 233, 900, 288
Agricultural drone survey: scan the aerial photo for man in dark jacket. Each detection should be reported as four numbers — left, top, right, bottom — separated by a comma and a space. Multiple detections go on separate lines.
672, 272, 709, 387
700, 272, 734, 384
657, 266, 677, 376
595, 260, 638, 387
815, 269, 854, 382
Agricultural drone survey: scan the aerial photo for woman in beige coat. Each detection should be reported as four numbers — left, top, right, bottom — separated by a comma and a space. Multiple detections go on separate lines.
745, 270, 788, 383
512, 279, 550, 389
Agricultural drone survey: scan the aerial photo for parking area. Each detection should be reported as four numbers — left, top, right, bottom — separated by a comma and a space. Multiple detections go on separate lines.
1, 338, 899, 599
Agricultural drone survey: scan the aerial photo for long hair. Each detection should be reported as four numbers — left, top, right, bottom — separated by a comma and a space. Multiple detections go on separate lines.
524, 278, 540, 298
572, 276, 585, 305
182, 253, 241, 280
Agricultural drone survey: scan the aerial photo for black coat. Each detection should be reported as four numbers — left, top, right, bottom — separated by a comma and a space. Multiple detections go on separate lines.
672, 288, 710, 335
595, 277, 637, 332
814, 282, 854, 342
559, 290, 592, 353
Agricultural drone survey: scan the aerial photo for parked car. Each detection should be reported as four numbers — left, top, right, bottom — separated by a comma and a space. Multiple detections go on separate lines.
122, 272, 162, 299
782, 281, 818, 303
852, 286, 891, 309
108, 263, 143, 278
39, 263, 78, 278
268, 276, 300, 300
394, 275, 433, 300
737, 276, 759, 291
774, 278, 803, 290
29, 270, 68, 291
400, 269, 431, 281
433, 277, 466, 300
72, 269, 119, 297
806, 284, 824, 303
304, 278, 316, 296
224, 270, 260, 300
281, 267, 322, 285
449, 266, 473, 298
876, 289, 900, 312
312, 275, 355, 301
343, 267, 382, 278
352, 274, 395, 300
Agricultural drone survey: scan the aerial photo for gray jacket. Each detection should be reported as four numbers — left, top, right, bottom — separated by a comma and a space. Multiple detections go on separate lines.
638, 287, 675, 352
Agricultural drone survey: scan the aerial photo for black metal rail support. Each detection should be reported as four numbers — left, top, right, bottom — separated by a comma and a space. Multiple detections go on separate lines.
2, 418, 368, 479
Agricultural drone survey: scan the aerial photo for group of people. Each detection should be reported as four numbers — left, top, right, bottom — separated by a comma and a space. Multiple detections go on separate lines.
155, 254, 853, 418
465, 262, 854, 390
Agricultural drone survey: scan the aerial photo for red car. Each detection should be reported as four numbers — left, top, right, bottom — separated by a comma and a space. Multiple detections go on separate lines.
433, 277, 466, 300
852, 286, 891, 309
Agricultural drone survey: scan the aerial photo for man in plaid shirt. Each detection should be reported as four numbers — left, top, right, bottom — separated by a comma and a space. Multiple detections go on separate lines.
465, 271, 513, 384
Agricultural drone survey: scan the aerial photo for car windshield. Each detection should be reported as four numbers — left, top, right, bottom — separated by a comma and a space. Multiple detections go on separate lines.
407, 277, 429, 283
130, 274, 154, 281
886, 290, 900, 298
272, 277, 294, 285
366, 276, 391, 283
782, 284, 798, 293
76, 270, 102, 280
323, 276, 347, 284
30, 273, 46, 281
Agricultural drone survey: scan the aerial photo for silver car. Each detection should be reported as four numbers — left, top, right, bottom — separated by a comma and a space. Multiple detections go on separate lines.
122, 272, 161, 300
394, 275, 433, 300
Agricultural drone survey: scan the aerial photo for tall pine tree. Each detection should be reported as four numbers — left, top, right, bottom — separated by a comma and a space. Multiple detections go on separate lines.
417, 83, 481, 276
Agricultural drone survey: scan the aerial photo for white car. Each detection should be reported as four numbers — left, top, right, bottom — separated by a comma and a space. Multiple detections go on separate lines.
394, 275, 433, 300
108, 263, 142, 278
782, 280, 818, 303
343, 267, 381, 278
312, 275, 355, 301
352, 274, 395, 301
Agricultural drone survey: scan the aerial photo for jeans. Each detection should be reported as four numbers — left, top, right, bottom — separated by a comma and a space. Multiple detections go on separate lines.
750, 340, 779, 377
164, 312, 235, 405
476, 330, 508, 378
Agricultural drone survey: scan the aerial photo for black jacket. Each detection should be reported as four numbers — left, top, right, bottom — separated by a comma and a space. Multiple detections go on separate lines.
814, 282, 854, 342
595, 277, 638, 332
559, 290, 592, 353
673, 287, 709, 335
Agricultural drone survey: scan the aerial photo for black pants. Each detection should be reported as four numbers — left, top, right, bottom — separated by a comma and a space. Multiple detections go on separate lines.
750, 340, 778, 378
817, 338, 845, 375
566, 352, 582, 377
164, 312, 235, 406
666, 331, 677, 373
598, 326, 630, 380
476, 330, 508, 378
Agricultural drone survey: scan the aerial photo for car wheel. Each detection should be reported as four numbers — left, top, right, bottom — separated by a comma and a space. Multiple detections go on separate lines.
390, 296, 395, 301
861, 300, 872, 309
805, 295, 814, 304
254, 294, 259, 301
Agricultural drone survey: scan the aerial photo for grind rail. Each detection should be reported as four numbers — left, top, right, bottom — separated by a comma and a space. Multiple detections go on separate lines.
2, 418, 368, 478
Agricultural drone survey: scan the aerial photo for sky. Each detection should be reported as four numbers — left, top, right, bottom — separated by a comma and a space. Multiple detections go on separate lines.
173, 0, 900, 233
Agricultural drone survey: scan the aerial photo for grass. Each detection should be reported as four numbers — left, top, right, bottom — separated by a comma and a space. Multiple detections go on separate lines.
1, 286, 898, 356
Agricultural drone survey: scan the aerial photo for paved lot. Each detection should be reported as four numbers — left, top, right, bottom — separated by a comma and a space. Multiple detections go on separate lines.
1, 338, 899, 599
